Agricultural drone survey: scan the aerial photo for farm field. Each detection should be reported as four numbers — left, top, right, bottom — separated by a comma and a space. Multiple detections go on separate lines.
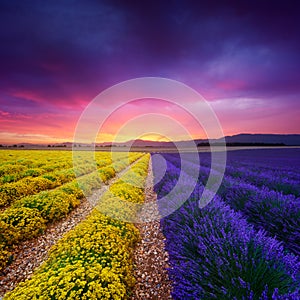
152, 148, 300, 299
0, 148, 299, 299
0, 150, 149, 299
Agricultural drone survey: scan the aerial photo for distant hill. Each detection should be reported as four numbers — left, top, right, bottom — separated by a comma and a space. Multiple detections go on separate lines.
76, 134, 300, 147
97, 139, 176, 148
114, 134, 300, 147
2, 133, 300, 148
223, 134, 300, 146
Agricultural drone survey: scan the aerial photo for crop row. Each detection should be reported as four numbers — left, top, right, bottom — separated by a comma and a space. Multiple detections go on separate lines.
0, 152, 133, 207
0, 151, 125, 185
0, 162, 73, 185
97, 155, 150, 222
224, 149, 300, 174
0, 167, 79, 207
198, 153, 300, 197
152, 154, 300, 299
0, 150, 73, 166
178, 151, 300, 197
224, 164, 300, 196
4, 154, 150, 300
197, 161, 300, 256
0, 152, 144, 270
167, 152, 300, 256
0, 152, 76, 184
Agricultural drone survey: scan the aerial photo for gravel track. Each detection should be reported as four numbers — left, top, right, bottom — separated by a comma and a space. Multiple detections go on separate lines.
131, 158, 172, 299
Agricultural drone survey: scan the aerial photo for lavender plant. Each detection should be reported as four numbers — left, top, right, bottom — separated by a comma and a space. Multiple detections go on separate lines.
152, 152, 300, 299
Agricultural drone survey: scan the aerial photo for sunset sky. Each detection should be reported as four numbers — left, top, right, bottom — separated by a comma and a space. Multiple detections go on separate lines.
0, 1, 300, 144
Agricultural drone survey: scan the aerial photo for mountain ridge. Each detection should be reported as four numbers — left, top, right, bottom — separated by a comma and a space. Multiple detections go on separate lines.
108, 134, 300, 147
3, 133, 300, 147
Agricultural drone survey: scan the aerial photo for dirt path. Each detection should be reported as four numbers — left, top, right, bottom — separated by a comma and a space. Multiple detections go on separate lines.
0, 159, 142, 297
131, 158, 172, 299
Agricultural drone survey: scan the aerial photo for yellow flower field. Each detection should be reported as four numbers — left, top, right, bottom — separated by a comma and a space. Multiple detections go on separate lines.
0, 150, 146, 277
2, 152, 150, 299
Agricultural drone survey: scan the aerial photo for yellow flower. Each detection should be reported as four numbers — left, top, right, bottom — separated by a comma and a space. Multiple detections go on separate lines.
3, 153, 150, 299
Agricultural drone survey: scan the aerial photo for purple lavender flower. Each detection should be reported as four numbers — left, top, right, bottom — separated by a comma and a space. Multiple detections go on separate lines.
152, 151, 300, 299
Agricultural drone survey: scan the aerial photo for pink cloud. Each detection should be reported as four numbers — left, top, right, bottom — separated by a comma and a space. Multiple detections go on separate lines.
216, 79, 246, 91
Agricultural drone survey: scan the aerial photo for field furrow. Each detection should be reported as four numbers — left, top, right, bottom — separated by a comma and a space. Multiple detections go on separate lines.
130, 157, 172, 299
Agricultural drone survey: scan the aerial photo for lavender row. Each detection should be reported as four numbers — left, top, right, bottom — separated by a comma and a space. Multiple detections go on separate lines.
221, 179, 300, 255
225, 149, 300, 173
152, 155, 198, 216
184, 150, 300, 197
156, 153, 300, 257
170, 153, 300, 256
198, 154, 300, 197
196, 161, 300, 256
152, 154, 300, 299
225, 165, 300, 196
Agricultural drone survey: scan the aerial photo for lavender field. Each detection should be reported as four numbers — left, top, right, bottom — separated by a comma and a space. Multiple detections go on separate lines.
152, 148, 300, 299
